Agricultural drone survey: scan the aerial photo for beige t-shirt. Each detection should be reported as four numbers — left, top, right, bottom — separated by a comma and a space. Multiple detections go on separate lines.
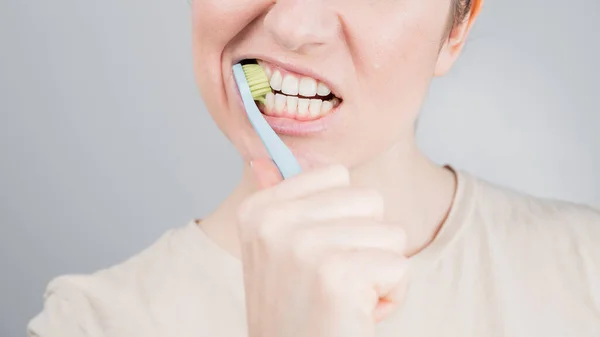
28, 172, 600, 337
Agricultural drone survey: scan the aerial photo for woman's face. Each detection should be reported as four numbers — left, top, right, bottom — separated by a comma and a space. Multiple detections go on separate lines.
192, 0, 461, 169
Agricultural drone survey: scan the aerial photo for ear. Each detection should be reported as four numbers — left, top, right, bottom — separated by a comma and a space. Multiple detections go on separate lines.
434, 0, 484, 77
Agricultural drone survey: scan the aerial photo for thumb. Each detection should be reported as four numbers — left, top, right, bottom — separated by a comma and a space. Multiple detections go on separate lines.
250, 158, 283, 190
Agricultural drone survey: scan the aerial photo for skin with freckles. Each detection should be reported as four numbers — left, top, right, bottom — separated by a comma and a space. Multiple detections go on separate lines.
191, 1, 483, 336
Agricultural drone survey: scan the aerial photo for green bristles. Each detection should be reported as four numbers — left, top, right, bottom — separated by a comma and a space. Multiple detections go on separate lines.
242, 63, 272, 105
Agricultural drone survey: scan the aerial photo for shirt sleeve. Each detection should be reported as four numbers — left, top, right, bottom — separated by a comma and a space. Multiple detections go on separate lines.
28, 277, 102, 337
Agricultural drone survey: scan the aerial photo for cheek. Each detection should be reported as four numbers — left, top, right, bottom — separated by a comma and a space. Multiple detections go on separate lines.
366, 5, 448, 89
191, 0, 273, 161
192, 0, 273, 57
191, 0, 259, 83
349, 1, 450, 126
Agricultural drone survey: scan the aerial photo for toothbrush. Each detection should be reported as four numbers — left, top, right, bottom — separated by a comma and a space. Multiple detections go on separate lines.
232, 63, 303, 180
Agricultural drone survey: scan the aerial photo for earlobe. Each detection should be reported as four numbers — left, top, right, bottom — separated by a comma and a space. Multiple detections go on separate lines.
433, 0, 484, 77
434, 41, 456, 77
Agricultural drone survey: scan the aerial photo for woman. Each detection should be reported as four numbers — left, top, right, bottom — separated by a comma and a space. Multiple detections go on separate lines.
28, 0, 600, 336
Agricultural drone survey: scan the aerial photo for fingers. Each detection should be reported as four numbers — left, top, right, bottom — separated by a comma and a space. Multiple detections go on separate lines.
240, 163, 411, 336
316, 249, 409, 335
238, 188, 385, 240
243, 164, 350, 212
289, 220, 407, 259
279, 188, 385, 223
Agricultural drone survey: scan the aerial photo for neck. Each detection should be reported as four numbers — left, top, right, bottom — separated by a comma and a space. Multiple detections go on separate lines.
199, 141, 456, 259
351, 141, 456, 255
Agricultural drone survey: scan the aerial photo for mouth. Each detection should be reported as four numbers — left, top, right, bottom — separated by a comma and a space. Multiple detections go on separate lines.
238, 59, 343, 134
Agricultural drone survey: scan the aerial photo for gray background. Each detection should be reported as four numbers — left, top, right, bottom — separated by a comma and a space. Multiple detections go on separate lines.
1, 0, 599, 335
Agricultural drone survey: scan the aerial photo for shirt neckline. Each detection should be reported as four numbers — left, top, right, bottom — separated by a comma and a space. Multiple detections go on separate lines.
408, 168, 479, 273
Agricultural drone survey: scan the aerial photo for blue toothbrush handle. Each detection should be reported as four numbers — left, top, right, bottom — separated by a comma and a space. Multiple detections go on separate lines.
233, 64, 302, 180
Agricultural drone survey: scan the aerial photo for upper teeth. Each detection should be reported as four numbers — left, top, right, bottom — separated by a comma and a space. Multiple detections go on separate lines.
282, 75, 299, 96
317, 82, 331, 96
267, 69, 333, 98
257, 62, 340, 120
270, 71, 283, 91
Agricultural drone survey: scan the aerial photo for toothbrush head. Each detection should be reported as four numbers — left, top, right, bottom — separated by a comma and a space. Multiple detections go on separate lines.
242, 63, 271, 104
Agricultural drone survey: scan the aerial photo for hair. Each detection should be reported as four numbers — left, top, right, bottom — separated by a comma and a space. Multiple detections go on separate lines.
451, 0, 473, 28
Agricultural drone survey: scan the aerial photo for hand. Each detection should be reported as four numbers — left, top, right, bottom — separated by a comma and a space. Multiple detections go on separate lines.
237, 159, 409, 337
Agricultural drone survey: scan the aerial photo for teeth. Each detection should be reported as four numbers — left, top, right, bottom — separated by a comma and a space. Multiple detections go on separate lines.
321, 100, 333, 114
274, 94, 286, 114
309, 99, 322, 117
281, 75, 299, 96
258, 63, 341, 119
297, 98, 310, 117
317, 82, 331, 96
299, 77, 317, 97
264, 65, 333, 98
261, 93, 338, 119
265, 92, 275, 113
286, 96, 298, 115
270, 71, 282, 91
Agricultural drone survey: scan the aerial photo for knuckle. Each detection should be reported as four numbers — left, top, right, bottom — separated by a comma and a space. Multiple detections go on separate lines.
349, 188, 384, 214
317, 252, 348, 295
237, 192, 269, 224
330, 164, 350, 180
255, 206, 284, 242
388, 226, 408, 250
386, 253, 410, 276
260, 204, 286, 225
346, 187, 382, 204
313, 164, 350, 187
363, 188, 384, 206
236, 198, 255, 224
237, 187, 278, 223
290, 229, 315, 261
256, 225, 276, 245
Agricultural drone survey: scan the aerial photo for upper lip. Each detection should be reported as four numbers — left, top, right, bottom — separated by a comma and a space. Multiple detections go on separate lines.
232, 54, 343, 99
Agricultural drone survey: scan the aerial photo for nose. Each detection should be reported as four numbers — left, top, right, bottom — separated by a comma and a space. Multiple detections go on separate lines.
263, 0, 341, 54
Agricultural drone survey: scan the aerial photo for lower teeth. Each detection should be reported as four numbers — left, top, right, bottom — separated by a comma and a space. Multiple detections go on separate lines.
260, 92, 340, 118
